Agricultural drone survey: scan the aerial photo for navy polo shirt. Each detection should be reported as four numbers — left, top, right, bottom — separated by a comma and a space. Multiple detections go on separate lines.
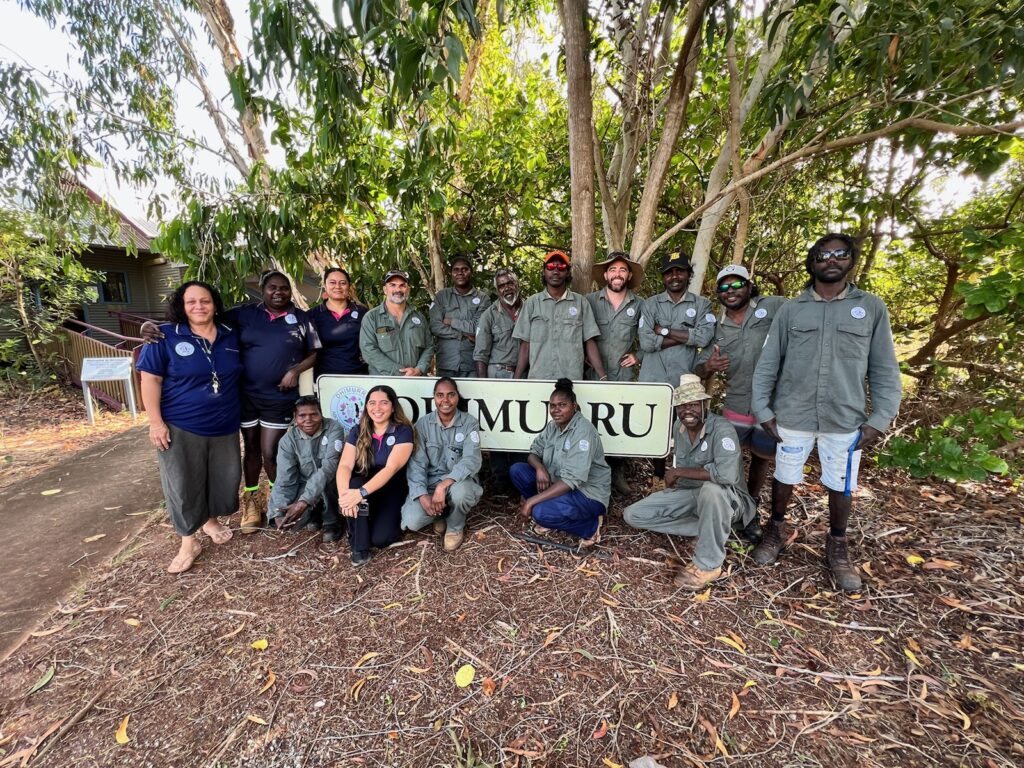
345, 423, 413, 469
310, 302, 369, 377
227, 303, 321, 402
136, 323, 243, 436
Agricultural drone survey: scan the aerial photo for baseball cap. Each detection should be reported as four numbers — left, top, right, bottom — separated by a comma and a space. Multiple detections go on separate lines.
543, 250, 570, 266
383, 269, 410, 283
659, 251, 692, 273
716, 265, 750, 283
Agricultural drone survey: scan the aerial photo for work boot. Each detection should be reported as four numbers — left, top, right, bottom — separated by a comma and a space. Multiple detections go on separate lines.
733, 516, 763, 544
751, 519, 787, 565
443, 530, 465, 552
432, 518, 447, 535
825, 534, 863, 592
612, 464, 632, 495
673, 564, 723, 590
240, 492, 262, 534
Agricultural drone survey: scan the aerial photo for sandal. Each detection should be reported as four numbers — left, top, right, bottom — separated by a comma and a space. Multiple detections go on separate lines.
202, 520, 233, 545
167, 540, 202, 574
531, 523, 551, 536
579, 516, 603, 548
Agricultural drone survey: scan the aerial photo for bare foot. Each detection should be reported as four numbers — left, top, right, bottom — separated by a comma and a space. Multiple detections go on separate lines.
579, 516, 603, 548
167, 538, 202, 574
202, 519, 233, 545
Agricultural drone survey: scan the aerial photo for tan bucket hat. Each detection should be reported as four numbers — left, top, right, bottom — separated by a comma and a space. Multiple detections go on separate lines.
672, 373, 711, 406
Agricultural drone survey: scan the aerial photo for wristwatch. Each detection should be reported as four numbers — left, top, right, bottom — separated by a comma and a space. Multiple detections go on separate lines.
659, 326, 670, 337
359, 486, 369, 498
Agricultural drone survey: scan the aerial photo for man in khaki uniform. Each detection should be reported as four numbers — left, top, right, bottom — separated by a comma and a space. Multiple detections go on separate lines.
430, 255, 490, 377
474, 269, 522, 379
624, 374, 756, 590
750, 233, 902, 592
586, 251, 643, 494
513, 250, 608, 381
359, 270, 434, 376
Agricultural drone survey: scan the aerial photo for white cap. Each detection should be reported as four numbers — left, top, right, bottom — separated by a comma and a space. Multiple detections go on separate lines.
716, 264, 750, 283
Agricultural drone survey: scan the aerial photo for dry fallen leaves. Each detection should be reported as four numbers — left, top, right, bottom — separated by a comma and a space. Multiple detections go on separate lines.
354, 651, 380, 669
82, 534, 106, 543
115, 714, 130, 745
250, 639, 268, 651
454, 664, 475, 688
592, 720, 609, 739
258, 669, 277, 695
481, 677, 497, 697
667, 692, 678, 710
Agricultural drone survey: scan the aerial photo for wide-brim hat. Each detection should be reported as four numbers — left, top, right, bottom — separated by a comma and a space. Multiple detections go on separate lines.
672, 373, 711, 406
592, 253, 642, 290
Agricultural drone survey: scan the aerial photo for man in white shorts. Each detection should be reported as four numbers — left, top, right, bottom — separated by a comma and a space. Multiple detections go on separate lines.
750, 233, 902, 591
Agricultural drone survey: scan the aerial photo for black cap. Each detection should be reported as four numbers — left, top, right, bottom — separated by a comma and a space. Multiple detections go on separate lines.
660, 251, 692, 273
383, 269, 410, 283
449, 254, 472, 269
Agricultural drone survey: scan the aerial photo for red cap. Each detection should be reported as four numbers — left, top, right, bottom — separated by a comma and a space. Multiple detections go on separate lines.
543, 250, 570, 265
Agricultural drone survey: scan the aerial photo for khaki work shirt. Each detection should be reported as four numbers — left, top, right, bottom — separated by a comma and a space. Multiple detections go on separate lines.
751, 284, 902, 433
513, 289, 600, 379
529, 411, 611, 506
429, 287, 491, 373
267, 418, 346, 512
585, 288, 643, 382
406, 410, 483, 500
359, 303, 434, 376
696, 296, 787, 416
473, 301, 520, 370
638, 291, 716, 385
671, 414, 756, 524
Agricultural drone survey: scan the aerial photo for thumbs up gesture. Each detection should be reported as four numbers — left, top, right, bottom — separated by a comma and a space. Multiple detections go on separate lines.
705, 344, 730, 373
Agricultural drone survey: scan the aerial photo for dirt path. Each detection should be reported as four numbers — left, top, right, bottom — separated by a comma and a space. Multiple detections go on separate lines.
0, 426, 164, 661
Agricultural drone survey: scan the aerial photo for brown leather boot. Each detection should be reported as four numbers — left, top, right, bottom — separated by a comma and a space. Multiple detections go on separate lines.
239, 492, 262, 534
611, 464, 632, 495
825, 534, 863, 592
751, 519, 787, 565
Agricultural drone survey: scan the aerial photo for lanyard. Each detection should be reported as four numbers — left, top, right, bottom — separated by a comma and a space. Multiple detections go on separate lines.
194, 333, 221, 394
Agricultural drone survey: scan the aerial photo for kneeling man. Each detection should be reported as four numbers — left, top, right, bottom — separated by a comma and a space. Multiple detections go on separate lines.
401, 377, 484, 551
624, 374, 756, 589
268, 396, 346, 542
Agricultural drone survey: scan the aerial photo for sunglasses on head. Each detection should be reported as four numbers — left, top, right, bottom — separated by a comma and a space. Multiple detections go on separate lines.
814, 248, 852, 263
716, 280, 747, 293
544, 262, 569, 272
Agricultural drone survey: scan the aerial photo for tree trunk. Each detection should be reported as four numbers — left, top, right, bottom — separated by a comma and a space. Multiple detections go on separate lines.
558, 0, 597, 288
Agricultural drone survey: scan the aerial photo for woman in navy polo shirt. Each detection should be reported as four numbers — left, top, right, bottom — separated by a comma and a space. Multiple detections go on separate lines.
309, 267, 369, 378
336, 385, 415, 566
231, 271, 321, 533
138, 281, 244, 574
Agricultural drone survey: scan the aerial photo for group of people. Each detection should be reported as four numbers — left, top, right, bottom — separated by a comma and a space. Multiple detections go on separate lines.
138, 231, 901, 592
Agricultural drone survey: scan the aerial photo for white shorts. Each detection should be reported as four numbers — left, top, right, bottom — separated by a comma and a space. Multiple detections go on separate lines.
773, 426, 862, 493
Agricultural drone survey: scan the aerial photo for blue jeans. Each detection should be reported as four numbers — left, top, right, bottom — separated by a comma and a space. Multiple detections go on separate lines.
509, 463, 605, 540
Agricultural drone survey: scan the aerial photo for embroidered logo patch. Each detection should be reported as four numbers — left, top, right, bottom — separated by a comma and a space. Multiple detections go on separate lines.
700, 440, 708, 451
412, 316, 422, 325
472, 297, 481, 305
351, 311, 359, 319
568, 306, 578, 317
469, 431, 479, 443
686, 308, 697, 317
851, 306, 866, 319
564, 439, 571, 450
638, 316, 645, 328
722, 437, 737, 451
626, 307, 636, 317
334, 439, 343, 452
321, 436, 328, 445
578, 439, 589, 451
754, 308, 768, 319
386, 435, 396, 446
455, 432, 465, 443
174, 342, 195, 356
285, 313, 297, 324
706, 313, 717, 323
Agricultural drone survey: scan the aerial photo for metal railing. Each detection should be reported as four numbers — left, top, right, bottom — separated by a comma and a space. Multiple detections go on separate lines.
109, 310, 162, 340
58, 320, 145, 412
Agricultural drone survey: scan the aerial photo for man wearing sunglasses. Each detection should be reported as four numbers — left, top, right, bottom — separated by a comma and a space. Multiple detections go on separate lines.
513, 250, 608, 381
695, 265, 786, 512
638, 251, 717, 484
750, 233, 902, 592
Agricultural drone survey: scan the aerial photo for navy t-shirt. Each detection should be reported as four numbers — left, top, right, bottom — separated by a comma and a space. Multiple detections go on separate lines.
310, 302, 369, 377
136, 323, 243, 437
227, 303, 321, 402
345, 423, 414, 469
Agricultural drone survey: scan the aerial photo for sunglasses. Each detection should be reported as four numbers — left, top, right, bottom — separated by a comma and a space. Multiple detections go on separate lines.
716, 280, 747, 293
544, 262, 569, 272
814, 248, 852, 263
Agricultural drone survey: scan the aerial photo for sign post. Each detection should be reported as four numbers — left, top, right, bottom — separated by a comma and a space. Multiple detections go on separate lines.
80, 357, 138, 424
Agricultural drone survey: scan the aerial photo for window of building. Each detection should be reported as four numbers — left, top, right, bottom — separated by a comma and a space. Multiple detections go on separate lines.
94, 271, 130, 303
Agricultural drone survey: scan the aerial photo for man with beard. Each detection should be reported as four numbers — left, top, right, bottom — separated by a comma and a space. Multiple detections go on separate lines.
638, 251, 717, 484
513, 250, 608, 381
586, 252, 644, 494
360, 270, 434, 376
623, 374, 756, 590
695, 265, 785, 506
474, 268, 524, 492
750, 233, 902, 592
430, 255, 491, 377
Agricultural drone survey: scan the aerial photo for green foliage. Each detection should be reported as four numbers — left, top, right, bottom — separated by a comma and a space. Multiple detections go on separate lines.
879, 409, 1022, 482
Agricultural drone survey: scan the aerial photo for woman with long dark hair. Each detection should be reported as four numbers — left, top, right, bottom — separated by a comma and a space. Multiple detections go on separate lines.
336, 385, 415, 566
309, 267, 370, 378
138, 281, 244, 573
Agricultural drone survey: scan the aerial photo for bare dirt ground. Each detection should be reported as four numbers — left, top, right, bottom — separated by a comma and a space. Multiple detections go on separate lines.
0, 454, 1021, 767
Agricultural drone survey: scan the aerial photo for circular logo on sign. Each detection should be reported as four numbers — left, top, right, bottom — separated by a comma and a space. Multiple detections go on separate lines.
174, 342, 195, 357
329, 385, 367, 433
412, 316, 422, 325
851, 306, 866, 319
722, 437, 737, 451
351, 311, 359, 319
472, 297, 481, 305
386, 435, 396, 446
686, 308, 697, 318
626, 307, 635, 317
568, 306, 578, 317
455, 432, 465, 443
754, 308, 768, 319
